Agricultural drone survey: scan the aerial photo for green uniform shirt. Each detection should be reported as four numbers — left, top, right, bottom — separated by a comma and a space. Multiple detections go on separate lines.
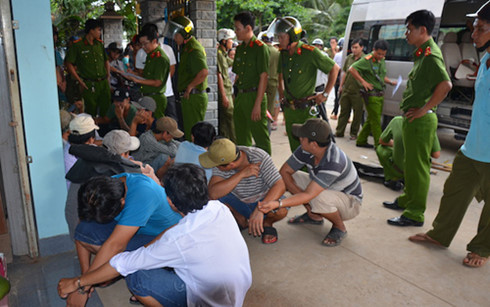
267, 44, 280, 86
342, 52, 365, 94
380, 116, 441, 169
233, 35, 270, 89
217, 48, 233, 93
65, 36, 108, 80
400, 38, 450, 112
351, 52, 387, 91
141, 46, 169, 95
105, 104, 138, 126
178, 37, 208, 92
278, 42, 335, 100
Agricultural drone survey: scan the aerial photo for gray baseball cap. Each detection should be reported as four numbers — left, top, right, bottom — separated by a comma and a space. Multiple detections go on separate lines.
103, 130, 140, 155
132, 96, 157, 112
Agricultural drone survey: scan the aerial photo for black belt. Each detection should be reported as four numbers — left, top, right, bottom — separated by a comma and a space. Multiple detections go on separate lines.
237, 87, 258, 94
360, 89, 384, 97
142, 91, 163, 96
179, 88, 209, 96
82, 77, 106, 82
281, 95, 316, 110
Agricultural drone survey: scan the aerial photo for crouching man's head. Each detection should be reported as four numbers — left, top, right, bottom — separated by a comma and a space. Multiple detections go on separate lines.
78, 176, 126, 223
292, 118, 333, 153
163, 164, 209, 216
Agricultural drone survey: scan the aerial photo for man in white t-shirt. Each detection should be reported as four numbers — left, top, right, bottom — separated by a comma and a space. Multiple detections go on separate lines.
58, 164, 252, 307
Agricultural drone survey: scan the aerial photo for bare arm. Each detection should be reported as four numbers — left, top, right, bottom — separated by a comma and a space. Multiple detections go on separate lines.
217, 72, 230, 108
169, 64, 176, 77
314, 64, 340, 104
378, 138, 393, 147
208, 163, 261, 200
251, 72, 268, 121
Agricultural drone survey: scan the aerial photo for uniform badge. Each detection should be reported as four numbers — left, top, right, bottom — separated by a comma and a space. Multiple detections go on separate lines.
415, 48, 423, 57
424, 46, 431, 56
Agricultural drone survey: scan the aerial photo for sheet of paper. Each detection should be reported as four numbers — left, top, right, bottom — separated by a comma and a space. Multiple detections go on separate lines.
392, 75, 402, 97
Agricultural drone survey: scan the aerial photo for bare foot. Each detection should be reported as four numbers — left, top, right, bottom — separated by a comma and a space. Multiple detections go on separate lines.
408, 233, 443, 247
463, 252, 488, 268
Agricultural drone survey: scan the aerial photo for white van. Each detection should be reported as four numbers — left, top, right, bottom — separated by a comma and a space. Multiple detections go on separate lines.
343, 0, 485, 137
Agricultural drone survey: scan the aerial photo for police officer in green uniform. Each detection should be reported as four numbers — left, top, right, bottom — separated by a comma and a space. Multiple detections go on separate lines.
335, 38, 365, 139
384, 10, 452, 226
217, 28, 237, 142
376, 116, 441, 191
261, 32, 280, 125
349, 40, 396, 148
268, 16, 339, 152
65, 19, 111, 117
233, 11, 271, 154
126, 25, 169, 119
164, 16, 208, 141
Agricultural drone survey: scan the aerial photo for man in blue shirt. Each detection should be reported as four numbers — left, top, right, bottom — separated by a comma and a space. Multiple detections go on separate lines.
67, 173, 181, 305
409, 1, 490, 268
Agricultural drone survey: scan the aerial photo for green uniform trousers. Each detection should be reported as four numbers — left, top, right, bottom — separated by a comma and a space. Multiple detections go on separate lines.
284, 107, 315, 153
82, 79, 111, 117
218, 93, 236, 143
426, 151, 490, 257
234, 92, 271, 154
397, 113, 437, 222
335, 91, 364, 137
376, 145, 403, 182
357, 96, 384, 146
148, 94, 167, 119
266, 82, 278, 115
181, 93, 207, 141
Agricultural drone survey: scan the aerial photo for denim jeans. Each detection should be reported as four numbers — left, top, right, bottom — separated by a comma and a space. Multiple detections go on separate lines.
126, 268, 187, 306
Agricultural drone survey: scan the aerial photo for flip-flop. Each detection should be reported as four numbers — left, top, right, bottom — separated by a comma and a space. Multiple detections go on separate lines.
322, 227, 347, 247
262, 226, 278, 244
408, 233, 443, 247
463, 252, 488, 268
288, 212, 324, 225
129, 295, 143, 305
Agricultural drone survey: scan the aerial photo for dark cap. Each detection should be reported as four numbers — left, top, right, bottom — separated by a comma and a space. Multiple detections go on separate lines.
292, 118, 332, 143
113, 88, 130, 101
467, 1, 490, 22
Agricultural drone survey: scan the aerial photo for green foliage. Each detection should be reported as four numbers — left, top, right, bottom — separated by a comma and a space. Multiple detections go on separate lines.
217, 0, 352, 44
51, 0, 139, 46
217, 0, 309, 32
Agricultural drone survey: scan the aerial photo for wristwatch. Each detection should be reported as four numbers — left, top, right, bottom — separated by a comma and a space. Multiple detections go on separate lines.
322, 92, 329, 98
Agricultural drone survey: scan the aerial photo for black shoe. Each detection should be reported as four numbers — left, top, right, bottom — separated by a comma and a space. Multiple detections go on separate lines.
383, 180, 404, 191
387, 215, 423, 227
383, 198, 403, 210
356, 143, 374, 148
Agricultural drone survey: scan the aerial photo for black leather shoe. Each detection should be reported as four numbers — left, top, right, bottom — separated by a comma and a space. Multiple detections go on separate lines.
356, 143, 374, 148
383, 180, 404, 191
383, 198, 403, 210
387, 215, 423, 227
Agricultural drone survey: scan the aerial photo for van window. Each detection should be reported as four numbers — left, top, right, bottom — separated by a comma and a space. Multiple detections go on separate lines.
377, 24, 413, 61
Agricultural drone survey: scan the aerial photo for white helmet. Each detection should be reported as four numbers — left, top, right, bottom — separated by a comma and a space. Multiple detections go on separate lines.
312, 38, 324, 46
217, 28, 236, 42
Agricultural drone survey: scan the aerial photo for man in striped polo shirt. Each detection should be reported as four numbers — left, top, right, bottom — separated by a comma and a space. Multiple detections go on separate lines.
259, 118, 362, 246
200, 138, 286, 244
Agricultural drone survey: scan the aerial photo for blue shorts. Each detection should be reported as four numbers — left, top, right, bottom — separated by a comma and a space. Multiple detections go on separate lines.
126, 268, 187, 307
74, 220, 155, 251
219, 193, 258, 219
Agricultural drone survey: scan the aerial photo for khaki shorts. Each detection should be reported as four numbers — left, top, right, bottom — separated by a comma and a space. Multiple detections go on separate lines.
292, 172, 361, 221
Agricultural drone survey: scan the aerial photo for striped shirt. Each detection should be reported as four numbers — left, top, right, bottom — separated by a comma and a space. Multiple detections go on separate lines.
286, 143, 363, 201
212, 146, 281, 203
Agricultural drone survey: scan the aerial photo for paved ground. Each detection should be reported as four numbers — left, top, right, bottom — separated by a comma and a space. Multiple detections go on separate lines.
9, 102, 490, 306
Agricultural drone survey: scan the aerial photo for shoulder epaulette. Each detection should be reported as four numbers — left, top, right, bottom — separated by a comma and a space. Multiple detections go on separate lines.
301, 44, 315, 51
364, 54, 373, 60
96, 38, 104, 43
73, 38, 82, 43
255, 39, 264, 47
